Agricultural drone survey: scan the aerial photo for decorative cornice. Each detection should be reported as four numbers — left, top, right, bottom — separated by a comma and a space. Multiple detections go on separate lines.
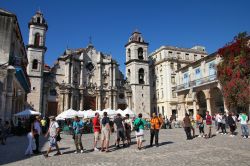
125, 59, 149, 65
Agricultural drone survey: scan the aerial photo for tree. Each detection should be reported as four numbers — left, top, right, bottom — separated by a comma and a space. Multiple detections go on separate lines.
217, 32, 250, 111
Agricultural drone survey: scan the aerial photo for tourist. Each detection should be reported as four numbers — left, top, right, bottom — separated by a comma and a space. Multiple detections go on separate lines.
227, 112, 236, 137
2, 121, 11, 144
101, 112, 111, 152
238, 112, 249, 139
31, 116, 41, 154
44, 116, 61, 158
190, 116, 195, 138
133, 113, 146, 150
196, 113, 201, 128
216, 112, 222, 134
0, 119, 4, 145
124, 114, 133, 145
150, 113, 163, 147
93, 112, 101, 151
41, 117, 47, 134
221, 113, 227, 135
114, 113, 125, 148
183, 113, 192, 140
205, 111, 212, 138
73, 116, 84, 153
197, 114, 204, 137
25, 118, 35, 156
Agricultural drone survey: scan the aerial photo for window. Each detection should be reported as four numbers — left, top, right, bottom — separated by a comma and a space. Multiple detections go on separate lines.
127, 49, 131, 60
33, 87, 36, 90
201, 55, 204, 58
138, 47, 143, 60
50, 89, 57, 96
170, 62, 174, 69
171, 76, 175, 84
162, 106, 164, 115
161, 90, 164, 98
172, 92, 177, 98
127, 69, 131, 82
194, 54, 197, 61
32, 59, 38, 69
34, 33, 40, 47
138, 68, 144, 84
161, 76, 163, 85
185, 53, 189, 60
37, 17, 41, 23
159, 53, 162, 60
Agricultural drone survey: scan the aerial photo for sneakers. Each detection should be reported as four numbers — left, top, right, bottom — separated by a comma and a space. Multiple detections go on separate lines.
74, 151, 78, 154
80, 150, 84, 153
198, 135, 202, 137
230, 135, 235, 137
94, 147, 99, 151
243, 136, 247, 139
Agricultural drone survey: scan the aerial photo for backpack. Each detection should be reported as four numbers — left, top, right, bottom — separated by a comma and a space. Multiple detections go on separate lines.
134, 119, 142, 132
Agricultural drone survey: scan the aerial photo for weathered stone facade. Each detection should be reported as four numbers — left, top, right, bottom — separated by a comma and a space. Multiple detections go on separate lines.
0, 9, 30, 121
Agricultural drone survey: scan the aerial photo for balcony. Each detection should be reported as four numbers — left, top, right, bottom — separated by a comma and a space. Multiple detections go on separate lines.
174, 74, 217, 92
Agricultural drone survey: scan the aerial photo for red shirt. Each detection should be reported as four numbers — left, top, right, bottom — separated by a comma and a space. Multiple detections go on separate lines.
93, 117, 101, 132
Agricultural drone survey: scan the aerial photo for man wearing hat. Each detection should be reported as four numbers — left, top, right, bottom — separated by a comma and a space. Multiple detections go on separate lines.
44, 116, 61, 157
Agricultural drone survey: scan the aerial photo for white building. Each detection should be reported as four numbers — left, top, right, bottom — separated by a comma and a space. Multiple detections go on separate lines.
149, 45, 207, 118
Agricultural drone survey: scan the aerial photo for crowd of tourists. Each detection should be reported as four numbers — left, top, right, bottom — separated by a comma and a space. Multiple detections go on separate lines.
183, 111, 249, 140
3, 110, 247, 158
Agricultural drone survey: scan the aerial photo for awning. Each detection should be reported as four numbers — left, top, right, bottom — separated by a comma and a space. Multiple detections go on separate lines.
15, 67, 30, 93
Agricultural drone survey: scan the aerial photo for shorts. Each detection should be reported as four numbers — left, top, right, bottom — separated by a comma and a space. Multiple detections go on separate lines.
101, 128, 110, 141
94, 131, 100, 142
49, 136, 57, 147
116, 128, 125, 141
135, 129, 144, 142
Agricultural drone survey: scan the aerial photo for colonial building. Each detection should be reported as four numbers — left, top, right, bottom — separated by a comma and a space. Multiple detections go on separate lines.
26, 11, 48, 114
174, 53, 225, 120
149, 45, 207, 118
0, 9, 30, 121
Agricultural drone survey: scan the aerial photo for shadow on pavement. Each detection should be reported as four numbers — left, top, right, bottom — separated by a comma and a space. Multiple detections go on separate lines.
144, 141, 174, 149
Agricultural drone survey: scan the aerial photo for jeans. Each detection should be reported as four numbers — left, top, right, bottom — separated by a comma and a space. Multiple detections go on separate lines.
150, 129, 159, 145
184, 127, 192, 139
34, 134, 39, 152
74, 134, 83, 151
241, 124, 249, 137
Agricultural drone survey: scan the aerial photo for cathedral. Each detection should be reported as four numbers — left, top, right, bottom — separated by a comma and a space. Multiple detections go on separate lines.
26, 11, 152, 117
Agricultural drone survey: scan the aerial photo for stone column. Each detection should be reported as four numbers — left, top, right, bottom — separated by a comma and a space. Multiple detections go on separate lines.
113, 93, 117, 110
206, 98, 212, 115
5, 66, 15, 121
109, 91, 112, 109
97, 91, 102, 110
223, 100, 228, 113
80, 90, 84, 111
71, 93, 74, 109
113, 64, 116, 87
80, 62, 84, 86
193, 100, 197, 117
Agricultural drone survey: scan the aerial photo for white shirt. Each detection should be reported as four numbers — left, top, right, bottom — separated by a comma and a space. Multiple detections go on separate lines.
49, 121, 59, 137
217, 114, 222, 123
34, 121, 41, 135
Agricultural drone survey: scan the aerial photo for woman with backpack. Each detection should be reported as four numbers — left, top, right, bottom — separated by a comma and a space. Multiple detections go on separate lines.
133, 113, 146, 150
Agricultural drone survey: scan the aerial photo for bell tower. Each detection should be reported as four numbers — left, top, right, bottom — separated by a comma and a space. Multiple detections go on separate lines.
125, 30, 151, 115
26, 11, 48, 113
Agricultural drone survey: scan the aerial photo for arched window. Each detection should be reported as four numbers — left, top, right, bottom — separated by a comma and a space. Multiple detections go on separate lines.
32, 59, 38, 69
138, 47, 143, 60
127, 48, 131, 60
37, 17, 41, 24
34, 33, 40, 47
138, 68, 144, 84
127, 69, 131, 82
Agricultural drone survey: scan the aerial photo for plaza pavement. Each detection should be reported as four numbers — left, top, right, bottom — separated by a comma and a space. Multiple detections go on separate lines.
0, 127, 250, 166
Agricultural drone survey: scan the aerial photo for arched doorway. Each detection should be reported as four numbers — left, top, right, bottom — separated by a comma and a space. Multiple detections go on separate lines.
196, 91, 207, 117
210, 87, 224, 115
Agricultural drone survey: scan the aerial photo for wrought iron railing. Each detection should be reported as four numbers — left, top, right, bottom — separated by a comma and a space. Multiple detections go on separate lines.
174, 74, 217, 91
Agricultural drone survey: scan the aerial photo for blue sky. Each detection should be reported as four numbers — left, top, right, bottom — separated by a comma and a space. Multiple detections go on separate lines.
1, 0, 249, 73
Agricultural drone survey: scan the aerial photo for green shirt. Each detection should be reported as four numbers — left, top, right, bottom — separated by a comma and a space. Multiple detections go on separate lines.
133, 118, 146, 130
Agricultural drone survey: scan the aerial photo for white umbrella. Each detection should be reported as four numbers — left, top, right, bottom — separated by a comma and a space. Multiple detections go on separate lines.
123, 107, 136, 117
14, 108, 41, 117
116, 109, 125, 116
83, 109, 95, 118
104, 108, 116, 116
56, 108, 78, 120
78, 111, 85, 118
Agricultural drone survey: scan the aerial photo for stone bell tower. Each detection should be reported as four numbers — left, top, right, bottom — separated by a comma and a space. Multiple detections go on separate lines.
27, 11, 48, 114
125, 30, 151, 115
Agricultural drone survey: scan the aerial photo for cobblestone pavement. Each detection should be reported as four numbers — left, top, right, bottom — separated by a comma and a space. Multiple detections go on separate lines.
0, 127, 250, 166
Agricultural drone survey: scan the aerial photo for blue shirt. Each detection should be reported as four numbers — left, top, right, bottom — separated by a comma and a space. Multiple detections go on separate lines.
73, 120, 84, 134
